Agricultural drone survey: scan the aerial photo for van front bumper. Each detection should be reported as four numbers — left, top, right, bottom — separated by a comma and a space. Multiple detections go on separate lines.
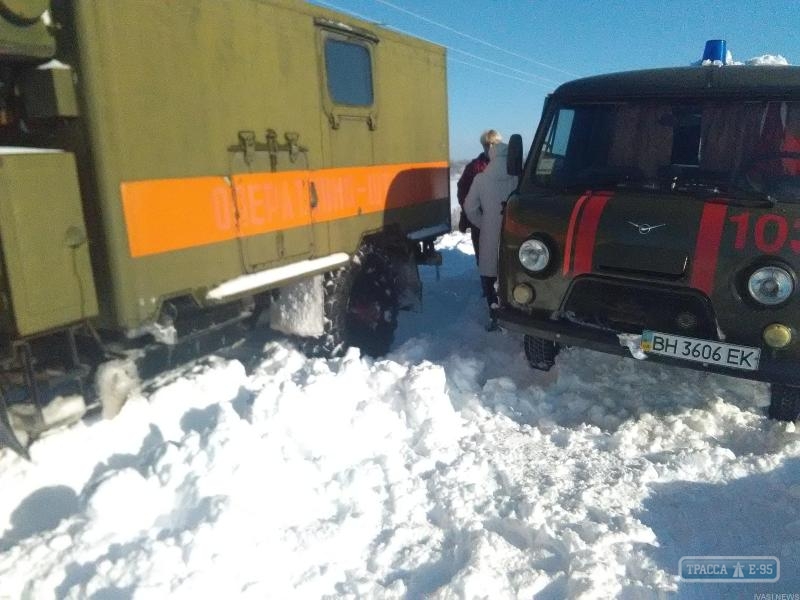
497, 306, 797, 386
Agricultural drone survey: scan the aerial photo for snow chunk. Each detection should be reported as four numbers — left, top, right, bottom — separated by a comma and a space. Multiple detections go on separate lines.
269, 274, 324, 337
36, 59, 71, 70
95, 359, 140, 419
694, 50, 791, 67
617, 333, 647, 360
83, 468, 167, 542
435, 231, 475, 255
126, 320, 179, 345
41, 395, 86, 427
400, 361, 463, 459
0, 146, 63, 155
747, 54, 790, 66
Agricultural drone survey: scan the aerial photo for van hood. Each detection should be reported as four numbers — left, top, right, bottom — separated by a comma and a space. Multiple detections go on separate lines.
565, 190, 701, 280
506, 188, 757, 297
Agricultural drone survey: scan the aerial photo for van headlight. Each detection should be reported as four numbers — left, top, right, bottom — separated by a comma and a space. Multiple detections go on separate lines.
748, 266, 794, 306
518, 239, 550, 272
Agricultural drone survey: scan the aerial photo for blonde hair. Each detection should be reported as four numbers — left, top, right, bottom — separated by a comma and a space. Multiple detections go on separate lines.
480, 129, 502, 148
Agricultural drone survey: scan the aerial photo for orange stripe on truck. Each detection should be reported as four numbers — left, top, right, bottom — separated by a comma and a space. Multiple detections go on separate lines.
232, 171, 313, 237
121, 161, 449, 258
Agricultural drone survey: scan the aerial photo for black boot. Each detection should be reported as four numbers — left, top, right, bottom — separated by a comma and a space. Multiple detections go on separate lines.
485, 304, 499, 332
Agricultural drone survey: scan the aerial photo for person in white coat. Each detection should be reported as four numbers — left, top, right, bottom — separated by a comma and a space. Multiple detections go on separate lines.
463, 142, 518, 330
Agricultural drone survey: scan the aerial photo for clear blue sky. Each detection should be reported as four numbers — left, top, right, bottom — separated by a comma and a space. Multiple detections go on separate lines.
307, 0, 799, 160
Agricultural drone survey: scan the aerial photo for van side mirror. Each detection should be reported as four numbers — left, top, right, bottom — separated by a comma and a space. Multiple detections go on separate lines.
507, 133, 523, 176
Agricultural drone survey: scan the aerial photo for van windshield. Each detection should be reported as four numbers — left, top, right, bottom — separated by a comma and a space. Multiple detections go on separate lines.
532, 100, 800, 203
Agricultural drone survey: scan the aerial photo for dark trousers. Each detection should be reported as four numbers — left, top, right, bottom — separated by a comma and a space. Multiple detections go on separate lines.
471, 226, 480, 265
481, 276, 497, 308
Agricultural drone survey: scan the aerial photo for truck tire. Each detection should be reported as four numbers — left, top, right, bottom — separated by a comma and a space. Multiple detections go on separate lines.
768, 383, 800, 422
524, 335, 559, 371
309, 245, 400, 358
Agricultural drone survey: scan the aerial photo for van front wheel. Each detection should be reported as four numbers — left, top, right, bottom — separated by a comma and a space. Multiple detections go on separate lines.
768, 383, 800, 422
523, 335, 559, 371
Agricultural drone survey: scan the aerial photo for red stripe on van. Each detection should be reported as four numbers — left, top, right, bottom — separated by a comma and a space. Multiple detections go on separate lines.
563, 193, 590, 274
571, 192, 612, 275
690, 203, 728, 295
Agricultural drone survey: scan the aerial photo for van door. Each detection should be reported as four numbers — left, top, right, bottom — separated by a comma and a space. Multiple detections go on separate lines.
316, 20, 378, 169
228, 130, 313, 272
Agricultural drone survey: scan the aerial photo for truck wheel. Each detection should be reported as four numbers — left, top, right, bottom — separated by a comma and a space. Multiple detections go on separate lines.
768, 383, 800, 422
345, 246, 400, 357
524, 335, 559, 371
310, 245, 399, 358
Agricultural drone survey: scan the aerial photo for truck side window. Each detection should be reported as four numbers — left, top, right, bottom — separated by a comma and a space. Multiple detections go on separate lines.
324, 38, 374, 106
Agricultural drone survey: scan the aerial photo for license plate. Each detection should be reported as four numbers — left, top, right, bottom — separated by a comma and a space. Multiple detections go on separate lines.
640, 330, 760, 371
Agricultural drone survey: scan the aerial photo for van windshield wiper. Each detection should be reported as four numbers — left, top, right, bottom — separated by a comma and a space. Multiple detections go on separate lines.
564, 166, 646, 192
669, 180, 776, 207
614, 180, 661, 192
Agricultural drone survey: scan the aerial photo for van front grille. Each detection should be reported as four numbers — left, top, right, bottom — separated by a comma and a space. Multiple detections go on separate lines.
562, 277, 717, 338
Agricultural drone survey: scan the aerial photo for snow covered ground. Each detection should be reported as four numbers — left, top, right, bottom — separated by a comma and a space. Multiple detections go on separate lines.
1, 230, 799, 600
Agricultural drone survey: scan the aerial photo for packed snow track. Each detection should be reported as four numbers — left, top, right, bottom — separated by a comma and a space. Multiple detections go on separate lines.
0, 233, 798, 600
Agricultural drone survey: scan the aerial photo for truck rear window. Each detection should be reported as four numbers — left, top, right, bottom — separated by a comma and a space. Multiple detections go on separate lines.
324, 38, 374, 106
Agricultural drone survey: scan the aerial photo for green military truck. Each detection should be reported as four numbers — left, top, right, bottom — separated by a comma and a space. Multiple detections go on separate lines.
500, 63, 800, 421
0, 0, 450, 455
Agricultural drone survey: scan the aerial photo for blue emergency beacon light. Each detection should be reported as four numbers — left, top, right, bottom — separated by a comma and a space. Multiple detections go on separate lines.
702, 39, 727, 63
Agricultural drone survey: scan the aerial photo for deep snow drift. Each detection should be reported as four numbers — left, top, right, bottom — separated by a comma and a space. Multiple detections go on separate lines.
1, 231, 799, 600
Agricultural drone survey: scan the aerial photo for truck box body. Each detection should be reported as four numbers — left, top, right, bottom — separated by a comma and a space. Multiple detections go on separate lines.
47, 0, 448, 331
0, 0, 449, 453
